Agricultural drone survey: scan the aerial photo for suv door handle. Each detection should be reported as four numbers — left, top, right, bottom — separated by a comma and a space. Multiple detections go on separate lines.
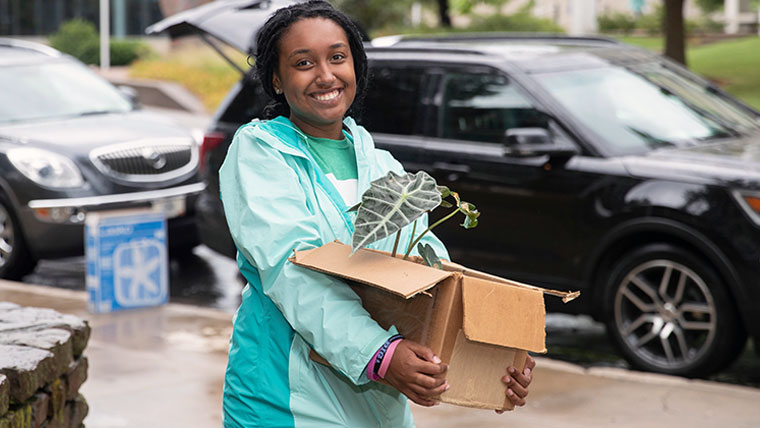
432, 162, 471, 174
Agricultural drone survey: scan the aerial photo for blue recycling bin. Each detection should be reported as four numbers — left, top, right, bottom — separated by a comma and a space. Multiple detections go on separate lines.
85, 210, 169, 313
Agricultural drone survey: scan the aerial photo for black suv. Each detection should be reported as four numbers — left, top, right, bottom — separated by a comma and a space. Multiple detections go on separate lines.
151, 1, 760, 378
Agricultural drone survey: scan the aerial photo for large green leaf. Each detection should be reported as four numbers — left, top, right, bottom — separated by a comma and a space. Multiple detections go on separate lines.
352, 171, 441, 253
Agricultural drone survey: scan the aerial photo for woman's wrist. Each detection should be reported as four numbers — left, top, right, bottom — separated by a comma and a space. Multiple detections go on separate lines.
367, 334, 404, 381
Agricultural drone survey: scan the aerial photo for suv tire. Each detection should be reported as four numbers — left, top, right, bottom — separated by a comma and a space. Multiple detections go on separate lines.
602, 243, 746, 377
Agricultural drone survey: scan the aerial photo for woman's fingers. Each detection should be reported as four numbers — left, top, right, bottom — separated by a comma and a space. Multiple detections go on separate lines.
506, 386, 527, 407
409, 378, 449, 397
504, 373, 529, 399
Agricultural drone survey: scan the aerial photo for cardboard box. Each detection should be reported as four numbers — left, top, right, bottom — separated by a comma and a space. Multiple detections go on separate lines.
290, 241, 578, 411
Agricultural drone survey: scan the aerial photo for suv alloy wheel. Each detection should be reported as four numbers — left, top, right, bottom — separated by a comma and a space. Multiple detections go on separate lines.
603, 243, 746, 376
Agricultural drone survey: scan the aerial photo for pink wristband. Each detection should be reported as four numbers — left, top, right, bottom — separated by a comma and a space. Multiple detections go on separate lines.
377, 339, 402, 379
367, 348, 383, 381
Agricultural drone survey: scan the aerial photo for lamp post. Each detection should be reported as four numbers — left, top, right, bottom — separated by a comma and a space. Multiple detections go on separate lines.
99, 0, 110, 70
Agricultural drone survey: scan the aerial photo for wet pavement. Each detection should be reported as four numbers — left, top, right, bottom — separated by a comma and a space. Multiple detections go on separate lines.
20, 244, 760, 390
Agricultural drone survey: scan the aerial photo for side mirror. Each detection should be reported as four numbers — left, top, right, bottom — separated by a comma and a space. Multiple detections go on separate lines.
117, 85, 141, 108
503, 127, 578, 160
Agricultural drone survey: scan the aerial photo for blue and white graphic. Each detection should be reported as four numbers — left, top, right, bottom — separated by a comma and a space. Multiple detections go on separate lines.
85, 210, 168, 313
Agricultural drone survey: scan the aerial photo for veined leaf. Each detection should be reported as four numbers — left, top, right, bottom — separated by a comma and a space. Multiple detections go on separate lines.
352, 171, 441, 253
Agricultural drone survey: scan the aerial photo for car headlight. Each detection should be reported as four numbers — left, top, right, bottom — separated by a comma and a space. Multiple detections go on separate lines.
7, 147, 84, 188
733, 190, 760, 226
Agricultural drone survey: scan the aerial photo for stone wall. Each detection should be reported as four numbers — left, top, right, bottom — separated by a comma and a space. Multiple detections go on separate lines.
0, 302, 90, 428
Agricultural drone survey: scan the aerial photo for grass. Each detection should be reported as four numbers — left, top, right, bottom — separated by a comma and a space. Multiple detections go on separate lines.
688, 37, 760, 110
614, 35, 760, 110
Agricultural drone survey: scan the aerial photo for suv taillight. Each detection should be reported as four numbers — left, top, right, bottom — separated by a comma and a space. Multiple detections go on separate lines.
199, 132, 227, 173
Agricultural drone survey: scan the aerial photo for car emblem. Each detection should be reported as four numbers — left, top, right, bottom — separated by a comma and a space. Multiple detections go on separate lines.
141, 147, 167, 170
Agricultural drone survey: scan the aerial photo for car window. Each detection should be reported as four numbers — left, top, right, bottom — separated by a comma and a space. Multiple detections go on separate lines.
0, 60, 132, 124
440, 72, 547, 143
360, 65, 427, 135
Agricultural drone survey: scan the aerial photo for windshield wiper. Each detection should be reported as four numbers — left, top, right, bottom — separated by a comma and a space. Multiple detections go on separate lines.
77, 110, 114, 117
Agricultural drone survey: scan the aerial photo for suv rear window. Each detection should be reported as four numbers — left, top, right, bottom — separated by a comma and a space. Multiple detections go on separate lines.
360, 65, 428, 135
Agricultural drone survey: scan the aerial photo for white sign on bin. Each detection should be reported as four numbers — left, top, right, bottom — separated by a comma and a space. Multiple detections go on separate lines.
85, 210, 168, 313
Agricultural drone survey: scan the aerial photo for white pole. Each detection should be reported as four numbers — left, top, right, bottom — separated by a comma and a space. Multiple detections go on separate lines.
725, 0, 739, 34
411, 2, 422, 27
100, 0, 110, 70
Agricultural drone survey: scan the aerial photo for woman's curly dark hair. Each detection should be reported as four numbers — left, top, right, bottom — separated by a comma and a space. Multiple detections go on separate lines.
252, 0, 368, 119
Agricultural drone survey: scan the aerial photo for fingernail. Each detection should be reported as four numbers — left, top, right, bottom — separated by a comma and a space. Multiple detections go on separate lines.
505, 377, 511, 384
444, 383, 450, 391
508, 367, 516, 374
507, 388, 514, 396
524, 367, 532, 376
433, 355, 441, 364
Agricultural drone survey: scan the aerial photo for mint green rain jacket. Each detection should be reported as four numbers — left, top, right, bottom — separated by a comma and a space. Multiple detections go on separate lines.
219, 116, 449, 428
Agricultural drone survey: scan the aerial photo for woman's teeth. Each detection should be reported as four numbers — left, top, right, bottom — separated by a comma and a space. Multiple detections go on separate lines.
314, 89, 340, 101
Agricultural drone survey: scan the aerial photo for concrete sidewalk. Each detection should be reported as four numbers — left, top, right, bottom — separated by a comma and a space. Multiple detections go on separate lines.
2, 280, 759, 428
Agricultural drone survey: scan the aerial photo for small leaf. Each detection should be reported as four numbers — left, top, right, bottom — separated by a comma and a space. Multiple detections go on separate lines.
417, 243, 443, 270
462, 216, 479, 229
437, 185, 451, 198
439, 200, 454, 208
352, 171, 441, 253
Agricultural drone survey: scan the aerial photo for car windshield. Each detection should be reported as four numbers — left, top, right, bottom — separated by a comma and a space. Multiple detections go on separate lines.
0, 59, 132, 124
533, 64, 760, 155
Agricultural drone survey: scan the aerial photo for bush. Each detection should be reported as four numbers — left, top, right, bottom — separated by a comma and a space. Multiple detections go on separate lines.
467, 12, 565, 33
637, 5, 664, 35
49, 19, 152, 66
598, 13, 637, 34
49, 19, 99, 63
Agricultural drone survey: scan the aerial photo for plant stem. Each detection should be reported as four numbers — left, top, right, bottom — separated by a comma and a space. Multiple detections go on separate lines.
391, 230, 401, 258
403, 220, 418, 259
404, 207, 459, 259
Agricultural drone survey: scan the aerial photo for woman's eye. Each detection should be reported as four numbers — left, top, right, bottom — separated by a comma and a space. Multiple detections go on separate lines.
331, 54, 345, 61
296, 59, 312, 67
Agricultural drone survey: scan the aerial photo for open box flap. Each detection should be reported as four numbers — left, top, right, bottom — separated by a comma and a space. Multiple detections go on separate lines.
461, 276, 547, 353
442, 260, 580, 303
289, 241, 454, 299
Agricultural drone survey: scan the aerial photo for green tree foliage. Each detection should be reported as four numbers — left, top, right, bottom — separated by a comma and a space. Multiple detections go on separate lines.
332, 0, 413, 32
695, 0, 723, 12
49, 19, 152, 66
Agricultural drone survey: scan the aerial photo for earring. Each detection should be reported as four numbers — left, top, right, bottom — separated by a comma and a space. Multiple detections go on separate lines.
275, 88, 282, 94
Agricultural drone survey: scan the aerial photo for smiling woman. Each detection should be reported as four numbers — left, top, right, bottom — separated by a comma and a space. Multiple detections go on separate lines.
216, 2, 535, 427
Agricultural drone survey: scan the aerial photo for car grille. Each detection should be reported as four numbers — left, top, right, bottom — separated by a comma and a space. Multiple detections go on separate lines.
90, 139, 198, 183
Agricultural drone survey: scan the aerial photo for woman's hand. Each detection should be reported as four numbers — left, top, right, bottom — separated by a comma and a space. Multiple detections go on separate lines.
496, 355, 536, 414
383, 340, 448, 407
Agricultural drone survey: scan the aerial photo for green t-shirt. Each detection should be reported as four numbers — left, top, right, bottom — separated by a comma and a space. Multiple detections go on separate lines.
304, 131, 359, 206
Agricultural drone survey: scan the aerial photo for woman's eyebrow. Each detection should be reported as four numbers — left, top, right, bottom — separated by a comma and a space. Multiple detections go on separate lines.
287, 43, 348, 59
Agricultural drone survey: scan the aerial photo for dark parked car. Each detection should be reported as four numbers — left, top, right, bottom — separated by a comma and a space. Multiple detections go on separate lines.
0, 38, 204, 280
150, 2, 760, 378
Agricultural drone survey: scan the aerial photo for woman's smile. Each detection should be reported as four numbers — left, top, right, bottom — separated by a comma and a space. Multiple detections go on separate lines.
312, 88, 343, 103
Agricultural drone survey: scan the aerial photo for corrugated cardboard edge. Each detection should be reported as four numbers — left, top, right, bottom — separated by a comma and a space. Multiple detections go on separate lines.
289, 241, 454, 299
442, 260, 580, 303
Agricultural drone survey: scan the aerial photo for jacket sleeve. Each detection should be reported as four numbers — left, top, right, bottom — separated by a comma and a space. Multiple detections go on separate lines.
219, 125, 391, 385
